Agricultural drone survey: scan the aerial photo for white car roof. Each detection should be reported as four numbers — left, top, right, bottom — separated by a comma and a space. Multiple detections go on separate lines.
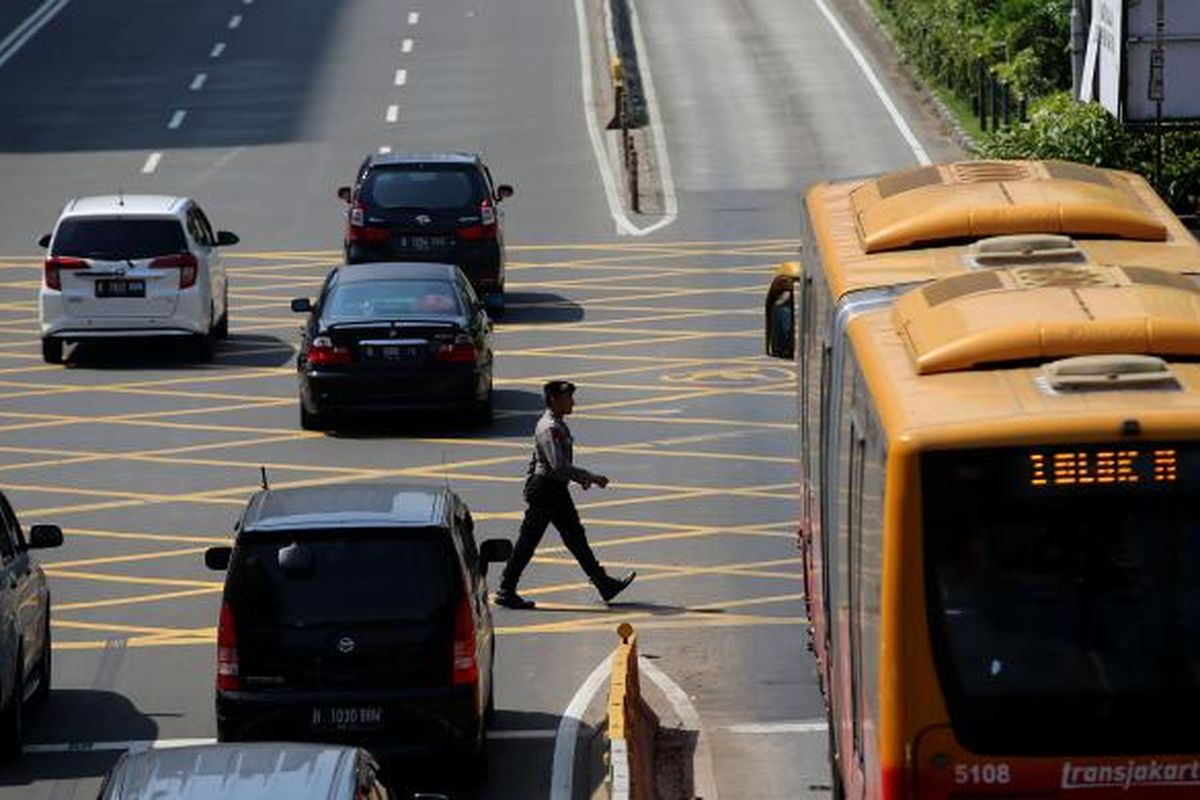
62, 195, 189, 218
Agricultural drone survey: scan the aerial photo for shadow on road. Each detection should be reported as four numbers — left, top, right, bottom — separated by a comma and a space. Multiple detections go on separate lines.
382, 710, 564, 800
63, 333, 293, 369
0, 689, 158, 786
325, 389, 544, 441
499, 293, 584, 325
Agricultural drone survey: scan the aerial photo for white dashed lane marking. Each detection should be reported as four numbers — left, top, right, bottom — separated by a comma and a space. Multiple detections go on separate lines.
140, 153, 162, 174
394, 68, 407, 86
385, 105, 399, 123
228, 14, 242, 29
167, 110, 187, 130
189, 73, 207, 91
401, 38, 413, 53
210, 42, 225, 58
408, 11, 419, 24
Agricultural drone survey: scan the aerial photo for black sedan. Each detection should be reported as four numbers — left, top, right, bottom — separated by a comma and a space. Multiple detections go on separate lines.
293, 262, 494, 430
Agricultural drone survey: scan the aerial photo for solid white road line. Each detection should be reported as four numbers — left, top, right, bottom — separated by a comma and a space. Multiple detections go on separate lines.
210, 42, 225, 58
726, 720, 828, 735
401, 38, 413, 53
408, 12, 419, 25
141, 152, 162, 174
394, 68, 407, 86
624, 0, 678, 235
167, 110, 187, 130
640, 657, 720, 800
809, 0, 930, 165
572, 0, 635, 236
572, 0, 677, 236
228, 14, 242, 29
550, 655, 613, 800
0, 0, 72, 72
189, 72, 207, 91
385, 105, 399, 123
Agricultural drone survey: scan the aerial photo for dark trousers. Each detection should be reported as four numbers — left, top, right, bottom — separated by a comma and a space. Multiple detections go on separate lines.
500, 478, 605, 592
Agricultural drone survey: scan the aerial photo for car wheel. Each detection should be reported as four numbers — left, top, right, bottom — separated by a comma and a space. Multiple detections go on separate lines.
473, 388, 494, 426
214, 293, 229, 340
299, 402, 325, 432
455, 723, 488, 786
216, 720, 242, 743
0, 648, 23, 760
41, 338, 62, 365
191, 333, 215, 362
31, 615, 49, 706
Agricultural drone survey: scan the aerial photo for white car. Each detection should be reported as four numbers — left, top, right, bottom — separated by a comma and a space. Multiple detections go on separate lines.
37, 195, 238, 363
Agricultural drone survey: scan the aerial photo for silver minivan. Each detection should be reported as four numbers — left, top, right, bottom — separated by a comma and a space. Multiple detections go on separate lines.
96, 742, 430, 800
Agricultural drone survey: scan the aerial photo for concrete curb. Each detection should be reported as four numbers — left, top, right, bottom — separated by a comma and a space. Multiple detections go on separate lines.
606, 623, 658, 800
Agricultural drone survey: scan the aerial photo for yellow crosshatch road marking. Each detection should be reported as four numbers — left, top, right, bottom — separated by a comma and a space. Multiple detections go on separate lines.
0, 241, 800, 651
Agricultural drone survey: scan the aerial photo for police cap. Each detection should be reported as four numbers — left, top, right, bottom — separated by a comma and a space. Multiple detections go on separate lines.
543, 380, 577, 401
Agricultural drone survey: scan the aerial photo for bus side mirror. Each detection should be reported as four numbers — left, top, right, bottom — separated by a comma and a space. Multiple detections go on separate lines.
765, 263, 801, 360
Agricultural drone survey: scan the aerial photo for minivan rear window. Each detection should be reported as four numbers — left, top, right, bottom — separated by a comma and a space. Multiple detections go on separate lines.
231, 533, 455, 625
52, 218, 187, 261
364, 166, 479, 210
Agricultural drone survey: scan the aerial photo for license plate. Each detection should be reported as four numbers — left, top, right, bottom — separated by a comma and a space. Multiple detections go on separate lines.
364, 344, 422, 362
94, 279, 146, 298
396, 235, 451, 251
311, 705, 384, 730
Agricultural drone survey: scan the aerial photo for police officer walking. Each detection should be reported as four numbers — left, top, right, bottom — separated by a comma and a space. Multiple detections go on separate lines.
494, 380, 635, 610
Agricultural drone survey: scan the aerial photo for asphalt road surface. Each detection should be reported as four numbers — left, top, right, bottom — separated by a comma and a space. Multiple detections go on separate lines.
0, 0, 961, 796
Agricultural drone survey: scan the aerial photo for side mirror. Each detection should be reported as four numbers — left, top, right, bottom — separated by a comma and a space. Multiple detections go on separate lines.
38, 234, 51, 249
278, 542, 315, 577
480, 538, 513, 564
291, 297, 313, 313
764, 262, 802, 360
215, 230, 240, 247
28, 525, 63, 549
205, 546, 232, 570
496, 185, 514, 201
479, 538, 512, 578
337, 186, 352, 203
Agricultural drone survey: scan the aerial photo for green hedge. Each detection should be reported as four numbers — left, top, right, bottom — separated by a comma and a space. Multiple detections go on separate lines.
980, 93, 1200, 211
872, 0, 1071, 101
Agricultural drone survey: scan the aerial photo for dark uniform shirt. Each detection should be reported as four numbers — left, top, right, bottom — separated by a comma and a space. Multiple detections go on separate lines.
527, 409, 592, 485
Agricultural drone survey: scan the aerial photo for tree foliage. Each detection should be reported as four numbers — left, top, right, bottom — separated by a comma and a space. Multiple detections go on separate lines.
980, 93, 1200, 210
876, 0, 1071, 100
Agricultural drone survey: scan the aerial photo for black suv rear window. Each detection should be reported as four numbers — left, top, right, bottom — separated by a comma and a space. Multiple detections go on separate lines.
52, 218, 187, 260
364, 166, 480, 210
231, 533, 455, 625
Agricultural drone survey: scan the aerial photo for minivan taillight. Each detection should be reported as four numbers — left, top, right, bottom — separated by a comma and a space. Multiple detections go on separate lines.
306, 335, 352, 367
452, 590, 478, 686
347, 202, 389, 244
457, 199, 497, 241
150, 252, 200, 289
435, 335, 478, 363
217, 602, 241, 691
43, 256, 87, 291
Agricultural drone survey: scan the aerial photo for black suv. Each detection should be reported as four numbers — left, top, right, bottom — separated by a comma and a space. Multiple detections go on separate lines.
205, 483, 512, 779
338, 153, 514, 313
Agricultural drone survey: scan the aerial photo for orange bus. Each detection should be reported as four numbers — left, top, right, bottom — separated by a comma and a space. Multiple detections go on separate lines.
764, 160, 1200, 798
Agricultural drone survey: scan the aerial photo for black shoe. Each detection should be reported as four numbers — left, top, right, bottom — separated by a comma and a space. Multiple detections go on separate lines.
494, 589, 536, 610
599, 571, 636, 603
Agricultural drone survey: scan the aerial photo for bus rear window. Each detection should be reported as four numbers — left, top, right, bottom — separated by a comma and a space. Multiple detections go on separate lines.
923, 444, 1200, 755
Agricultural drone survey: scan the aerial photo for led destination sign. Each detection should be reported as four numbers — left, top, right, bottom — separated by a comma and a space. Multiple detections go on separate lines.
1028, 448, 1178, 488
